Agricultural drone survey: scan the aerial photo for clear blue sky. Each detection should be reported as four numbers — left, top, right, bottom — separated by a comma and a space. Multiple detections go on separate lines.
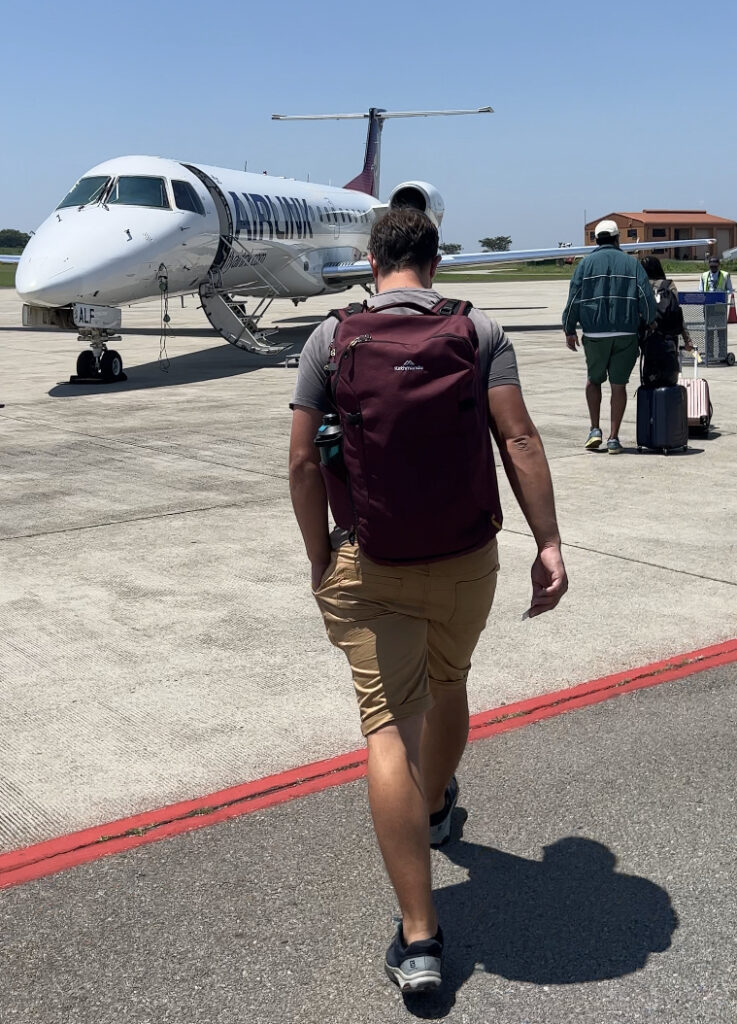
1, 0, 729, 250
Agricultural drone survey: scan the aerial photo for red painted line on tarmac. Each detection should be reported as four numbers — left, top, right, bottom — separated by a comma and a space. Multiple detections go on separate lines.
0, 750, 368, 887
467, 637, 737, 741
1, 638, 736, 890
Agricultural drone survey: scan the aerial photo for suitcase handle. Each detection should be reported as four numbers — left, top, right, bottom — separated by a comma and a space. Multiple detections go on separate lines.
679, 346, 700, 379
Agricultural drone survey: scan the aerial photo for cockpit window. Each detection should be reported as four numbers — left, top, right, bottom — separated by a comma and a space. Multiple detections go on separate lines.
56, 176, 111, 209
107, 176, 170, 209
172, 180, 205, 215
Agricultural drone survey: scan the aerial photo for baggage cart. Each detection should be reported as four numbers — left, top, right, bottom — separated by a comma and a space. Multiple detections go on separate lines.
678, 292, 735, 366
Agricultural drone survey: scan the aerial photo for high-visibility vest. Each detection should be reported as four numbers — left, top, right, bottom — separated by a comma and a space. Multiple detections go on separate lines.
701, 270, 729, 291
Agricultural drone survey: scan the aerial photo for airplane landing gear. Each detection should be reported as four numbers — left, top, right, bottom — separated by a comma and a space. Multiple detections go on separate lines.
72, 330, 126, 383
100, 349, 124, 381
76, 350, 97, 377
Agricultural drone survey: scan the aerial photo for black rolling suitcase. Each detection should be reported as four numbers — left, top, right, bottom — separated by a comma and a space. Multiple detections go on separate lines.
636, 385, 688, 454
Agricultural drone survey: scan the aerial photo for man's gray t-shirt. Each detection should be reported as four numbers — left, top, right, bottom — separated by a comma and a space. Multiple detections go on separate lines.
290, 287, 520, 412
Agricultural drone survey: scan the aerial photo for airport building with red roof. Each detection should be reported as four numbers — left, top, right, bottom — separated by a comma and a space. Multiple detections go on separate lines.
584, 210, 736, 260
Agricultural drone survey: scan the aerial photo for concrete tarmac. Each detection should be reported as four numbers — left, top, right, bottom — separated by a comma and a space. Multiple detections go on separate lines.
1, 664, 735, 1023
0, 278, 736, 853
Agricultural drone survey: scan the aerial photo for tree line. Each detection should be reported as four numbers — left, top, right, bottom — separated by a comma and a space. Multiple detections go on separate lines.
439, 236, 512, 255
0, 229, 30, 249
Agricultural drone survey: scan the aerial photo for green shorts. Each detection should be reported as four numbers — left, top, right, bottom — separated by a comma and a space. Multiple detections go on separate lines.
582, 334, 639, 386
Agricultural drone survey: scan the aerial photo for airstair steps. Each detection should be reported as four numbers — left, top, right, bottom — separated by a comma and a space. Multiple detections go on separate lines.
198, 285, 287, 354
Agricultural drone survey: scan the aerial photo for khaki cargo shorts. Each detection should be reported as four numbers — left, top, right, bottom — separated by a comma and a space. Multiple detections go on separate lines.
313, 538, 499, 736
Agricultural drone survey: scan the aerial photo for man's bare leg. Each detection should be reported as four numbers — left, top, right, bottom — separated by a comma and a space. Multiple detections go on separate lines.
421, 687, 469, 815
610, 383, 628, 438
366, 715, 437, 943
585, 380, 602, 428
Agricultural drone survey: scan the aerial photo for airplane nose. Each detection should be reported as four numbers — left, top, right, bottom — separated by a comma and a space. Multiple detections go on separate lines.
15, 256, 79, 306
15, 210, 120, 307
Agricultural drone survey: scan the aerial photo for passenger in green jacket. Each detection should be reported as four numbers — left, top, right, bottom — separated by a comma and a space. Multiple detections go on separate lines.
562, 220, 657, 454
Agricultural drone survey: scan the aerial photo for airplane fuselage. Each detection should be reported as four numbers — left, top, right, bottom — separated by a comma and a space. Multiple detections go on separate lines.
16, 155, 381, 309
5, 105, 717, 382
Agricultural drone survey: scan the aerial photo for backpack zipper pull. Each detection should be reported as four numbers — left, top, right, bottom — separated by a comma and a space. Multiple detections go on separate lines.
325, 342, 337, 373
338, 335, 370, 365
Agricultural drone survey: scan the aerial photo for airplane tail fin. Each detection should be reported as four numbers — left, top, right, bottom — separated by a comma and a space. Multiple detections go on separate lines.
272, 107, 493, 200
343, 107, 384, 197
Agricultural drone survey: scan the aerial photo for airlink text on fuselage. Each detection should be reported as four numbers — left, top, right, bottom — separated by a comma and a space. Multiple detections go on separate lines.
230, 192, 314, 241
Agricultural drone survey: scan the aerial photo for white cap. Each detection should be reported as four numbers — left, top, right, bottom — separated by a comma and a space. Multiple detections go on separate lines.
595, 219, 619, 238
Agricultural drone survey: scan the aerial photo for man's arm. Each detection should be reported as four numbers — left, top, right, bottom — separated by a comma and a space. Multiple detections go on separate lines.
487, 385, 568, 617
562, 264, 582, 349
289, 405, 332, 590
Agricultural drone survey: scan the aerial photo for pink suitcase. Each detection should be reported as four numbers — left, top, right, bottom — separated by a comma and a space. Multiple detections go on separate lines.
678, 355, 712, 435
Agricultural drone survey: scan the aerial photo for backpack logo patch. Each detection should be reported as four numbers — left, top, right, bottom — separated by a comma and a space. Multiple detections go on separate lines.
394, 359, 424, 372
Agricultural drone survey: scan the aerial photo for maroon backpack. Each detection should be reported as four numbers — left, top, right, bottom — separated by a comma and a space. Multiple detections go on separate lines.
321, 298, 503, 564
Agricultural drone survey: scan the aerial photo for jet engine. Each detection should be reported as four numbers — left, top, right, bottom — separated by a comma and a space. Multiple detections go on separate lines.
388, 181, 445, 227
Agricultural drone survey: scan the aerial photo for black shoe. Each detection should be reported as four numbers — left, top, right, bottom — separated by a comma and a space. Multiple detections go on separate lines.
384, 923, 443, 993
429, 776, 459, 848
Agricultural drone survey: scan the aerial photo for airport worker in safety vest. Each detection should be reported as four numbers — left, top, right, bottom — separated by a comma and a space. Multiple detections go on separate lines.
700, 256, 733, 293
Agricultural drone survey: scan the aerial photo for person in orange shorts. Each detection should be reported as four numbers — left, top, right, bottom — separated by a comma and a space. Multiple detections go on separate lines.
289, 209, 568, 993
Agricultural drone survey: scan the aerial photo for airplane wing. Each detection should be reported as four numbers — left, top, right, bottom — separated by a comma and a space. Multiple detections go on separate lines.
321, 237, 716, 286
0, 254, 22, 264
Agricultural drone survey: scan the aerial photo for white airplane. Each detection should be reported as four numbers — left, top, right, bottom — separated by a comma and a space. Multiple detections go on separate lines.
2, 106, 714, 381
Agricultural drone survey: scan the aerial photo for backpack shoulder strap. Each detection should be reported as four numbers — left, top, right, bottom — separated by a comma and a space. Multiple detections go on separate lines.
324, 304, 367, 403
327, 301, 367, 322
431, 298, 474, 317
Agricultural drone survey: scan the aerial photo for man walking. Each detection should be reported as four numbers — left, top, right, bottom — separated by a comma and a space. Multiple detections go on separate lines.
289, 209, 567, 992
563, 219, 656, 454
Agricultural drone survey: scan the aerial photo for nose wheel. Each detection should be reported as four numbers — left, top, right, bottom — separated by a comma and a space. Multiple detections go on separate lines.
100, 349, 124, 381
76, 350, 97, 377
72, 332, 126, 383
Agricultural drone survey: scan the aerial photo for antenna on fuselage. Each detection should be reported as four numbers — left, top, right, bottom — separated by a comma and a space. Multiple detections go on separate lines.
271, 106, 494, 199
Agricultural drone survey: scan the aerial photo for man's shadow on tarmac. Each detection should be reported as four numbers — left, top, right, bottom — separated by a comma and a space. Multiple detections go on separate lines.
404, 814, 678, 1019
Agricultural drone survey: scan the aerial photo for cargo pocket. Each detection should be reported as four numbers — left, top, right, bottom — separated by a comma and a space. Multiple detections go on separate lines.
450, 565, 498, 630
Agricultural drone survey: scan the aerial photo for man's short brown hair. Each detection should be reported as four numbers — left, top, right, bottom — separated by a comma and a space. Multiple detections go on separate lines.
368, 209, 439, 274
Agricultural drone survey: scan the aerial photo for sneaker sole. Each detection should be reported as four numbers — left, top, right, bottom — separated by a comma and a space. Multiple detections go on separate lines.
585, 437, 603, 449
385, 964, 442, 993
607, 447, 623, 454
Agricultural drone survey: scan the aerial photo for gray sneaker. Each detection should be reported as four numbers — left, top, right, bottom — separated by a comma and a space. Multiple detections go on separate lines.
385, 923, 443, 993
585, 428, 603, 450
429, 777, 459, 848
607, 436, 623, 454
